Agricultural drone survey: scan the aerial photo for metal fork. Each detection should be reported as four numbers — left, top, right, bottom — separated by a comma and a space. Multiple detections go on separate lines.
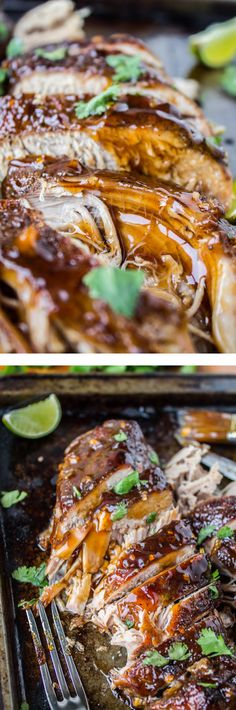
26, 600, 90, 709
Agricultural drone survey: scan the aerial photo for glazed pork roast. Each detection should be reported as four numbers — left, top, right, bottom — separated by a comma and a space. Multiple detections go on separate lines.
0, 92, 231, 207
0, 200, 192, 353
39, 419, 236, 709
0, 32, 234, 353
3, 157, 236, 353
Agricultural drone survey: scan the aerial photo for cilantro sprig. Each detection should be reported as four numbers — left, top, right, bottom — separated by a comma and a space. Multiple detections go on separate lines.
0, 489, 27, 509
113, 430, 128, 442
35, 47, 67, 61
197, 628, 234, 658
197, 523, 234, 545
75, 85, 121, 119
83, 266, 145, 318
149, 451, 159, 465
12, 562, 47, 588
7, 37, 24, 59
143, 641, 190, 667
111, 502, 127, 521
113, 470, 147, 495
73, 485, 82, 499
106, 54, 143, 83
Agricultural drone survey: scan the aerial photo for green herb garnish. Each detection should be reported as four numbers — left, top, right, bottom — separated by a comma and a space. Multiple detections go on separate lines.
149, 451, 159, 465
209, 585, 219, 599
146, 512, 157, 524
20, 703, 29, 710
211, 569, 220, 582
113, 470, 144, 495
197, 524, 216, 545
0, 22, 9, 40
168, 642, 190, 662
35, 47, 67, 61
73, 485, 82, 499
83, 266, 145, 318
75, 85, 121, 119
198, 682, 217, 688
111, 502, 127, 521
206, 135, 223, 149
125, 618, 134, 629
197, 628, 234, 657
114, 431, 128, 442
7, 37, 24, 59
143, 649, 168, 667
217, 525, 234, 540
12, 563, 47, 588
221, 65, 236, 97
0, 489, 27, 509
106, 54, 143, 83
18, 597, 39, 608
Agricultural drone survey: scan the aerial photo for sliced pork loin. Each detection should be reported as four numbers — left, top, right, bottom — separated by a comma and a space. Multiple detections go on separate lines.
3, 33, 210, 135
147, 656, 236, 709
90, 520, 195, 610
3, 157, 236, 353
112, 613, 228, 703
0, 93, 232, 209
40, 419, 174, 612
0, 200, 192, 354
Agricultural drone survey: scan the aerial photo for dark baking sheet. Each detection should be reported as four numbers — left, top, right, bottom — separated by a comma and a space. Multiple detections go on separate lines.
1, 373, 236, 710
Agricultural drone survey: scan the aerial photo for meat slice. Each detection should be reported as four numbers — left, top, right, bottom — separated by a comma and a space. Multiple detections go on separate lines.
0, 93, 231, 208
94, 553, 212, 658
92, 520, 195, 610
0, 200, 192, 353
112, 613, 227, 703
147, 657, 236, 709
41, 419, 174, 611
3, 157, 236, 353
188, 497, 236, 538
3, 33, 210, 136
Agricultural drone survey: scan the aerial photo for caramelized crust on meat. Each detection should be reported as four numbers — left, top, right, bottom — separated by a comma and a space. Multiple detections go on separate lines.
188, 497, 236, 535
148, 657, 236, 709
0, 93, 231, 207
3, 33, 210, 135
0, 200, 192, 353
3, 156, 236, 353
93, 520, 195, 607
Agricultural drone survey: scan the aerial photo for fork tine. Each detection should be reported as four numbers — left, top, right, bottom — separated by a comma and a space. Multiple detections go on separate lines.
26, 608, 58, 709
38, 601, 70, 700
51, 600, 89, 706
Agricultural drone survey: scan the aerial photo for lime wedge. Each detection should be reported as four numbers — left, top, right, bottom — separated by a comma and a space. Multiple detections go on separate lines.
226, 180, 236, 222
2, 394, 62, 438
190, 17, 236, 68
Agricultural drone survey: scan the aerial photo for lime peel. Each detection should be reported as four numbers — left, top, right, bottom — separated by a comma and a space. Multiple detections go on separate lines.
190, 17, 236, 68
2, 394, 62, 438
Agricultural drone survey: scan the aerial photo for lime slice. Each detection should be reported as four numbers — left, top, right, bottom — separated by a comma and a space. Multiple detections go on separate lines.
190, 17, 236, 68
2, 394, 62, 438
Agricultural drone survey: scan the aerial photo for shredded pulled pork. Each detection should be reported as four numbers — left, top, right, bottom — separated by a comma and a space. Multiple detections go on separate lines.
165, 443, 222, 515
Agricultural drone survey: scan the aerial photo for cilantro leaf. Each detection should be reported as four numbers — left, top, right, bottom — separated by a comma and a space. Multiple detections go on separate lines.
198, 682, 216, 688
113, 470, 143, 495
83, 266, 145, 318
35, 47, 67, 61
143, 650, 168, 667
149, 451, 159, 465
197, 524, 216, 545
211, 569, 220, 582
7, 37, 24, 58
73, 485, 81, 499
18, 597, 39, 608
111, 502, 127, 521
217, 525, 234, 540
75, 85, 121, 119
125, 618, 134, 629
0, 22, 9, 40
0, 489, 27, 509
106, 54, 143, 82
206, 135, 223, 149
146, 512, 157, 525
209, 585, 219, 599
113, 431, 128, 442
197, 628, 233, 657
168, 642, 190, 662
12, 563, 47, 588
221, 65, 236, 97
